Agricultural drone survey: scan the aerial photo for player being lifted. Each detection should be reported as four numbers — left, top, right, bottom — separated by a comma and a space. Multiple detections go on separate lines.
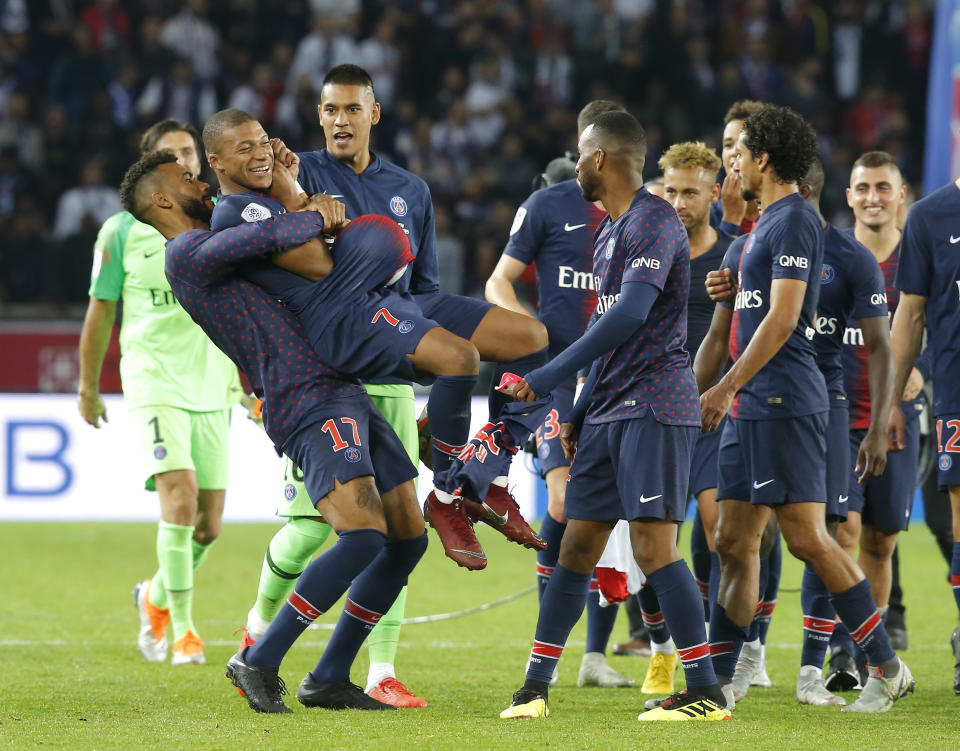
501, 111, 731, 722
699, 104, 912, 713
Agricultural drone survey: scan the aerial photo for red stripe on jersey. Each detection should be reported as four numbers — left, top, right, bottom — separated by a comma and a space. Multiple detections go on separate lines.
803, 616, 836, 634
536, 564, 554, 577
288, 591, 322, 621
850, 609, 882, 644
344, 598, 383, 626
532, 640, 564, 659
678, 642, 711, 662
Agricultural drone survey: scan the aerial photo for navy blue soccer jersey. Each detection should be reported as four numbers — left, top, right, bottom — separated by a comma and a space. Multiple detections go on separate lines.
297, 148, 439, 296
586, 188, 700, 427
896, 182, 960, 416
502, 179, 604, 355
727, 193, 827, 419
813, 224, 887, 398
688, 231, 734, 358
164, 213, 365, 448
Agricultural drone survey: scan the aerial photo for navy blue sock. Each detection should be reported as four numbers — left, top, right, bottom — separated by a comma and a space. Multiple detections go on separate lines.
428, 374, 477, 492
800, 564, 835, 668
312, 533, 427, 683
952, 542, 960, 615
690, 512, 712, 620
536, 514, 566, 603
489, 347, 548, 420
638, 583, 670, 644
526, 565, 590, 685
245, 529, 386, 670
647, 559, 717, 688
830, 579, 896, 667
708, 551, 721, 619
758, 535, 781, 644
709, 602, 749, 680
586, 576, 619, 654
831, 620, 857, 657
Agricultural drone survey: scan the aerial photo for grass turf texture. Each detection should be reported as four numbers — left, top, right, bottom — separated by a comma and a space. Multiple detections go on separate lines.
2, 522, 959, 750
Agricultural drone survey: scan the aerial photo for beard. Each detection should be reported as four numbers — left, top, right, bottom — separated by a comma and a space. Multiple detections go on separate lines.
740, 186, 757, 202
578, 170, 601, 202
177, 194, 213, 223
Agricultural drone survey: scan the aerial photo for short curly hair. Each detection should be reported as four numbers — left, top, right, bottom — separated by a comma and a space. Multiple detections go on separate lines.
657, 141, 722, 179
741, 105, 818, 185
119, 149, 178, 222
723, 100, 765, 125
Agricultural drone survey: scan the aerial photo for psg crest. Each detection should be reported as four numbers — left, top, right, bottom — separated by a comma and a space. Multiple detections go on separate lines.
821, 264, 835, 284
940, 454, 953, 471
284, 484, 297, 500
153, 445, 167, 460
605, 236, 615, 259
389, 195, 408, 216
344, 447, 362, 463
398, 319, 415, 334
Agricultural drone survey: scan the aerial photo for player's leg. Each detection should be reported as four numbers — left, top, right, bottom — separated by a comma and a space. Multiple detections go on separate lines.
858, 525, 899, 609
534, 466, 567, 683
950, 485, 960, 693
362, 385, 427, 707
690, 423, 723, 620
637, 581, 677, 695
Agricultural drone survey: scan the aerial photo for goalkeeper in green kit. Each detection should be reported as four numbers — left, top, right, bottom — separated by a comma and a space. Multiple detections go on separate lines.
77, 120, 241, 666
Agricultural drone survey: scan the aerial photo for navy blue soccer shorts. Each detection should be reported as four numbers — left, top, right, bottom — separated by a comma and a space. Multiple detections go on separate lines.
565, 412, 697, 522
414, 291, 493, 341
310, 288, 438, 384
535, 381, 574, 477
281, 394, 418, 505
847, 409, 919, 532
935, 414, 960, 490
689, 416, 724, 499
717, 413, 828, 506
825, 400, 851, 520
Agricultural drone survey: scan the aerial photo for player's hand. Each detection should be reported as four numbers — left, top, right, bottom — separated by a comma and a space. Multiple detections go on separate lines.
720, 172, 746, 226
855, 428, 887, 484
700, 381, 734, 433
887, 403, 906, 452
559, 421, 579, 459
78, 389, 108, 428
303, 194, 347, 232
511, 378, 540, 402
901, 367, 924, 402
239, 392, 264, 428
269, 138, 300, 181
705, 268, 736, 303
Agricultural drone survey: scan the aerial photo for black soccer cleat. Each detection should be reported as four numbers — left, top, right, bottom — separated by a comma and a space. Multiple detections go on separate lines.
951, 628, 960, 696
824, 648, 862, 693
297, 673, 397, 710
225, 651, 293, 714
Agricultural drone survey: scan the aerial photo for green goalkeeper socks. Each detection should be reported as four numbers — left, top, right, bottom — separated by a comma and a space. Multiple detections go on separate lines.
148, 537, 215, 610
155, 521, 196, 640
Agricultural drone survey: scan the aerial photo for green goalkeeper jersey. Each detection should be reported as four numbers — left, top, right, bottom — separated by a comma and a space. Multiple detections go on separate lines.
88, 211, 241, 411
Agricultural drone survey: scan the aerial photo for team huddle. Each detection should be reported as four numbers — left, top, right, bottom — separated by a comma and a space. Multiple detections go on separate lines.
77, 62, 960, 722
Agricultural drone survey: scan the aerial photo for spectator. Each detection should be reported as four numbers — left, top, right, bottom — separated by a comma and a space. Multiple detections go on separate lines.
51, 158, 121, 241
160, 0, 219, 83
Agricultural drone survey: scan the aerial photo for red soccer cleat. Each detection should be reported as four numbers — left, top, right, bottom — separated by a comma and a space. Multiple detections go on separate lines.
367, 677, 428, 708
423, 491, 487, 570
235, 627, 257, 651
464, 484, 547, 550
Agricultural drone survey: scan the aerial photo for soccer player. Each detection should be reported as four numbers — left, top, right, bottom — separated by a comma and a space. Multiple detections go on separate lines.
77, 119, 241, 667
294, 64, 550, 548
500, 111, 731, 722
826, 151, 919, 692
711, 100, 764, 237
889, 165, 960, 695
485, 99, 633, 690
121, 149, 428, 714
700, 104, 912, 713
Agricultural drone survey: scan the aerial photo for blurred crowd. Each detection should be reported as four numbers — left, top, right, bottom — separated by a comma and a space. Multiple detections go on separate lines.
0, 0, 933, 313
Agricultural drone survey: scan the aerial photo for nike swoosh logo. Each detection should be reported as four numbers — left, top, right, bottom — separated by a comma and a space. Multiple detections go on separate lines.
564, 223, 587, 231
753, 480, 774, 489
638, 494, 662, 503
481, 501, 508, 526
951, 235, 960, 244
144, 249, 163, 259
838, 495, 848, 503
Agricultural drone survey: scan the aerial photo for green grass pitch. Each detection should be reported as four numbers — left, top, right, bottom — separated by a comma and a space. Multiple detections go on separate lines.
3, 521, 959, 750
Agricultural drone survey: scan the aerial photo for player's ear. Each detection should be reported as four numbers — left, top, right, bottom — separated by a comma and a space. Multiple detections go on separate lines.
371, 101, 381, 126
207, 152, 222, 173
756, 151, 770, 172
151, 189, 173, 209
845, 186, 853, 208
710, 182, 721, 202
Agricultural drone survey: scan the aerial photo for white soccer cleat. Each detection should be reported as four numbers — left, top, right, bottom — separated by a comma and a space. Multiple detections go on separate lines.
133, 580, 168, 663
841, 659, 915, 713
750, 645, 773, 687
796, 666, 846, 706
550, 664, 559, 686
730, 642, 764, 702
171, 630, 206, 666
577, 652, 635, 688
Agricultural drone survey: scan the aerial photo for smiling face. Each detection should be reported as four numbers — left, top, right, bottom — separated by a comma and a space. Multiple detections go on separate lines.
847, 163, 905, 231
207, 119, 273, 193
319, 82, 380, 166
721, 118, 744, 173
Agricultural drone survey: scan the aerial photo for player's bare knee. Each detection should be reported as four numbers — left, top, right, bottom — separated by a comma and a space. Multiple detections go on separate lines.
522, 319, 549, 353
860, 526, 897, 558
451, 339, 480, 375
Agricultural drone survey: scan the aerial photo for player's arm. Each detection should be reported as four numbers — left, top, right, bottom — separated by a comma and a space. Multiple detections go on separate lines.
409, 194, 441, 295
77, 297, 116, 427
856, 315, 894, 480
485, 254, 535, 317
693, 303, 732, 393
888, 292, 926, 447
701, 276, 806, 431
514, 281, 660, 400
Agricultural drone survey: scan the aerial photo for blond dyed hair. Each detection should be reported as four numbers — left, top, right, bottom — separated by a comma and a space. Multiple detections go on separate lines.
658, 141, 722, 179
